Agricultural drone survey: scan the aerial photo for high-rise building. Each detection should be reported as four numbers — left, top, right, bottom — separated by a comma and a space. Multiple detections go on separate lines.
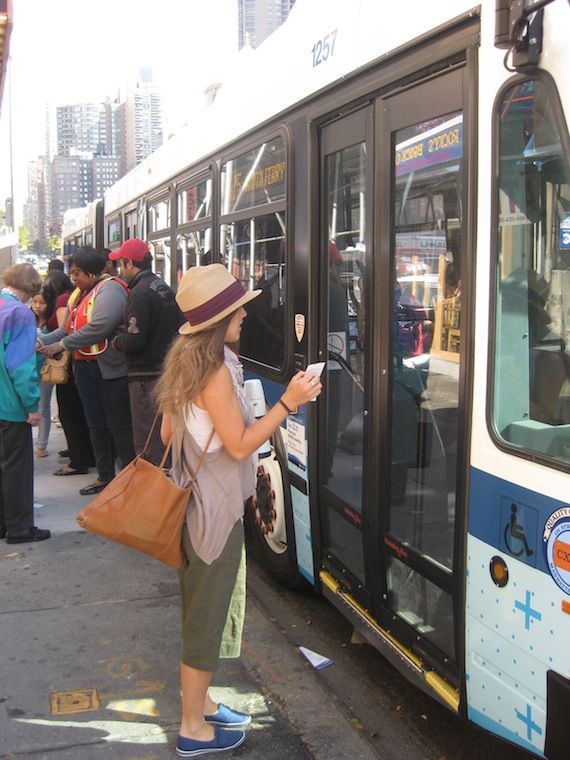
24, 157, 50, 246
124, 71, 162, 172
238, 0, 296, 49
56, 103, 101, 156
50, 154, 92, 233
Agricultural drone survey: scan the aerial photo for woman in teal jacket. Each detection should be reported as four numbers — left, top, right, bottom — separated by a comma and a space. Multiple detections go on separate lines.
0, 263, 51, 544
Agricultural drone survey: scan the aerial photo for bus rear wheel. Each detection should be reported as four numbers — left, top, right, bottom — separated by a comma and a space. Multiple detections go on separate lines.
245, 440, 303, 589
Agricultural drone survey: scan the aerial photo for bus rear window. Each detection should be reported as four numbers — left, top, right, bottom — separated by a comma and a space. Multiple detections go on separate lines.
492, 79, 570, 467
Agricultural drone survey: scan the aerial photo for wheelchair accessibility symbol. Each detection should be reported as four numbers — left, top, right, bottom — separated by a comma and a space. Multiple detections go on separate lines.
500, 498, 538, 567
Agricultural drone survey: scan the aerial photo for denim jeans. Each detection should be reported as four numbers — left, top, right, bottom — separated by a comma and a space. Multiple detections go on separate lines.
74, 361, 135, 483
36, 381, 53, 450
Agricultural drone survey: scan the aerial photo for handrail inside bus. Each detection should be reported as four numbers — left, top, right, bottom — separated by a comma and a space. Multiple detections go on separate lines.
327, 350, 364, 392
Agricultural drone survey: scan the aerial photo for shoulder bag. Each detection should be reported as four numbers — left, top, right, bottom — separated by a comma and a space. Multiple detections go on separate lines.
40, 350, 70, 384
76, 415, 214, 569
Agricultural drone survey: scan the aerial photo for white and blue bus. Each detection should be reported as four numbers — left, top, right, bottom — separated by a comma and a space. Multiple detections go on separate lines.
101, 1, 570, 757
61, 199, 104, 261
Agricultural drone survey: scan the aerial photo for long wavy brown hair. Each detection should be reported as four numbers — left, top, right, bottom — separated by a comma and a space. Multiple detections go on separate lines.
155, 312, 234, 415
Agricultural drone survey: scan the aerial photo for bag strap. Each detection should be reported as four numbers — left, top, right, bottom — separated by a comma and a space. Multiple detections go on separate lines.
143, 412, 216, 484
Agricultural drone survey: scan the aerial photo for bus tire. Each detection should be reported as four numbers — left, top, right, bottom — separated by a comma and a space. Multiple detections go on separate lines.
245, 430, 304, 589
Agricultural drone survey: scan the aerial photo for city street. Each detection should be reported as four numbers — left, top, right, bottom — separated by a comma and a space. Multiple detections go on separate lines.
1, 423, 532, 760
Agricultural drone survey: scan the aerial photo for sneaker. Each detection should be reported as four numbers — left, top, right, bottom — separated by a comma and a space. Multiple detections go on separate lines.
176, 727, 245, 757
6, 527, 51, 544
205, 703, 251, 727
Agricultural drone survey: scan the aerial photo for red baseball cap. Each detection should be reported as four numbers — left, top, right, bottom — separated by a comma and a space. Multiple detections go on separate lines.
109, 239, 150, 262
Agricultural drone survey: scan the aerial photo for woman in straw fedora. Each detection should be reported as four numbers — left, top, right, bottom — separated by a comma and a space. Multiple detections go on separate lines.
156, 264, 321, 757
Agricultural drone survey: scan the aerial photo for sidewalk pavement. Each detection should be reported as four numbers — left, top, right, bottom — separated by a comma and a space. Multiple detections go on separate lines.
1, 422, 380, 760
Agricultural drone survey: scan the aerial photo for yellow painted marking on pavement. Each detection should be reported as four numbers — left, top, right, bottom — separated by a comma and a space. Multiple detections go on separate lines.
50, 688, 101, 716
102, 680, 165, 699
105, 657, 149, 678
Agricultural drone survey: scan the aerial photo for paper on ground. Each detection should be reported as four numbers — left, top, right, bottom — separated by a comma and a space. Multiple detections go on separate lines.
299, 645, 333, 669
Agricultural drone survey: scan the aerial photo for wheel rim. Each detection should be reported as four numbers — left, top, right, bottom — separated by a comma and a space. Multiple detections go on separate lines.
250, 453, 287, 555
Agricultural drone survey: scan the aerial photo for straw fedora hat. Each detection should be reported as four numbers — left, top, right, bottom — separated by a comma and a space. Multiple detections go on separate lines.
176, 264, 261, 335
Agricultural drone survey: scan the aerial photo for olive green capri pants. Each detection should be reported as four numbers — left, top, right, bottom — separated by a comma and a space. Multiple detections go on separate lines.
178, 520, 246, 672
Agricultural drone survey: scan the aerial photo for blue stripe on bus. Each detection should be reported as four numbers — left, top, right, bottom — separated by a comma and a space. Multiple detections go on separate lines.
468, 706, 545, 758
468, 467, 567, 576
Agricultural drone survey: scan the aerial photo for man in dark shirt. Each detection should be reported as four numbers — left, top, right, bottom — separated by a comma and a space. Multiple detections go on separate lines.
110, 239, 182, 464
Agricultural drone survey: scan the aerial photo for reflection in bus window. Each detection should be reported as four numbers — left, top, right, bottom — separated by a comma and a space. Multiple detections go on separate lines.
493, 79, 570, 466
220, 213, 285, 368
175, 228, 212, 286
108, 219, 120, 244
149, 236, 172, 286
221, 136, 286, 214
387, 111, 464, 657
148, 197, 171, 234
125, 209, 137, 240
177, 178, 212, 225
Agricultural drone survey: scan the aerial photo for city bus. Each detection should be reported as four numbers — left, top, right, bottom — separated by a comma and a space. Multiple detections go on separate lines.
61, 198, 103, 261
101, 1, 570, 757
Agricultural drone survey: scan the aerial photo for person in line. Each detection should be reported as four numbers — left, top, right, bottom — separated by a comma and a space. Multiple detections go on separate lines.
100, 248, 118, 278
0, 263, 51, 544
38, 247, 134, 495
47, 258, 64, 273
31, 287, 56, 457
42, 270, 95, 476
109, 239, 182, 464
156, 264, 321, 757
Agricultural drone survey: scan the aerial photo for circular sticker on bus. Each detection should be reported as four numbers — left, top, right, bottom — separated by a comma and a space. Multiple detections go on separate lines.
543, 507, 570, 595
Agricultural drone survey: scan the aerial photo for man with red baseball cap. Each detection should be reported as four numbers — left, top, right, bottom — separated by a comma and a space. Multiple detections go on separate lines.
110, 240, 183, 464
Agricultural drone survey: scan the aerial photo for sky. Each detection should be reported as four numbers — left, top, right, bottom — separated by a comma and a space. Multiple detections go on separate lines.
0, 0, 239, 224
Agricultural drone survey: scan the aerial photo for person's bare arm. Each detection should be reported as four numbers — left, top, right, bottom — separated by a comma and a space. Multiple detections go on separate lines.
160, 412, 173, 444
200, 366, 321, 461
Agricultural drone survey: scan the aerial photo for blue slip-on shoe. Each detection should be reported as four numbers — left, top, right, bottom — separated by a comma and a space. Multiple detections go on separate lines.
204, 703, 251, 728
176, 726, 246, 756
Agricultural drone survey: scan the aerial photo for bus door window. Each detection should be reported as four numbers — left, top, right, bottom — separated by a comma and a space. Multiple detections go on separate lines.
387, 111, 464, 657
492, 79, 570, 466
323, 138, 367, 581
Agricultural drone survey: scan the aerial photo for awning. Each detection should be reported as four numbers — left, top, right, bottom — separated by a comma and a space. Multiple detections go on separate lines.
0, 0, 13, 114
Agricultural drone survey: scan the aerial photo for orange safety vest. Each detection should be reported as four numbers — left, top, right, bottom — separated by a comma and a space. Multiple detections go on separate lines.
66, 276, 128, 361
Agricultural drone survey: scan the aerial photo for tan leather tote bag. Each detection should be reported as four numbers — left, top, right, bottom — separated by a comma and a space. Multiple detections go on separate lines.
76, 418, 213, 569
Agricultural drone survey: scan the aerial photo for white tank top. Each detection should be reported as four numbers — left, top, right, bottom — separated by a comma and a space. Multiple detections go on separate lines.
184, 403, 223, 451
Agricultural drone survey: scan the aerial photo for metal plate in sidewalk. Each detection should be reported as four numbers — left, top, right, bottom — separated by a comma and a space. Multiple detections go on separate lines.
50, 688, 101, 715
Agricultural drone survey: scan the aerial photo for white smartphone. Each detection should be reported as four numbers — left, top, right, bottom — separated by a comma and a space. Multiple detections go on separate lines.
304, 362, 325, 400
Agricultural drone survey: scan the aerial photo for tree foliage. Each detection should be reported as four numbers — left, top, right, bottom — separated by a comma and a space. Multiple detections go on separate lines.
18, 225, 31, 252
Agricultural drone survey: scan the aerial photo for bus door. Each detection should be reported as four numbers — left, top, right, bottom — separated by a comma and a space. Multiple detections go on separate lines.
318, 106, 373, 610
318, 67, 469, 678
374, 67, 468, 673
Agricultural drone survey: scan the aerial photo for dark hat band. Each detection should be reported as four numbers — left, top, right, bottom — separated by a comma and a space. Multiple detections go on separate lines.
183, 279, 246, 326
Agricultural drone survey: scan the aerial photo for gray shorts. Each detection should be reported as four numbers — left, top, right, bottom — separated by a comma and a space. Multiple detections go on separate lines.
179, 520, 246, 671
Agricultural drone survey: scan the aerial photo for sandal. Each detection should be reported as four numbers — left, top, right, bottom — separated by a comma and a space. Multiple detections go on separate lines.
53, 467, 89, 476
35, 448, 48, 458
